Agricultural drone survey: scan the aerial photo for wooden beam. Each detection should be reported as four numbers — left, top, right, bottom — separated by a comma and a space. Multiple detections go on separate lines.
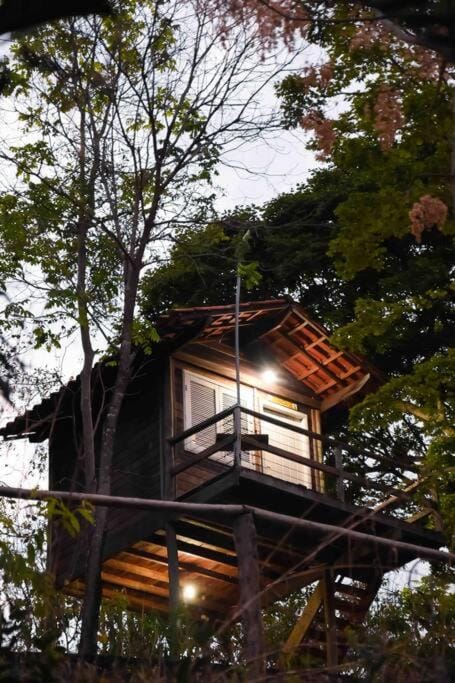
303, 336, 330, 350
279, 330, 347, 387
282, 582, 323, 658
166, 523, 180, 612
320, 373, 370, 412
286, 320, 309, 336
182, 517, 307, 574
126, 547, 239, 585
171, 434, 235, 475
69, 579, 170, 614
233, 512, 266, 678
257, 308, 294, 340
143, 533, 240, 569
0, 486, 449, 562
105, 556, 171, 584
100, 571, 169, 598
314, 379, 337, 395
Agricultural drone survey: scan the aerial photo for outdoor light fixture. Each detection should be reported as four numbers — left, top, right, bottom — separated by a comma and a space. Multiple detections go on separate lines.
182, 583, 197, 602
262, 368, 278, 384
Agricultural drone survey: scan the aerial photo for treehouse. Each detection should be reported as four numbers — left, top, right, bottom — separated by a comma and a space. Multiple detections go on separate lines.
0, 299, 443, 668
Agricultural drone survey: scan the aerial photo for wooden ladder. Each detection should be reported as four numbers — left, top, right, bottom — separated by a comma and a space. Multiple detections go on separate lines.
281, 490, 440, 671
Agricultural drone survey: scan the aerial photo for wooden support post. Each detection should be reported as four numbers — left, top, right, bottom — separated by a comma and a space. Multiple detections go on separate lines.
322, 569, 338, 670
166, 522, 180, 662
233, 512, 266, 678
334, 447, 345, 503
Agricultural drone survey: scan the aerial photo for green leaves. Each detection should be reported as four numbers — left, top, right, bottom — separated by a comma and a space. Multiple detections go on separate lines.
237, 261, 262, 289
46, 497, 94, 538
131, 319, 160, 355
354, 574, 455, 680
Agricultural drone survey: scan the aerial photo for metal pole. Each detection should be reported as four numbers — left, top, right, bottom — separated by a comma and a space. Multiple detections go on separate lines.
235, 271, 241, 406
234, 271, 242, 468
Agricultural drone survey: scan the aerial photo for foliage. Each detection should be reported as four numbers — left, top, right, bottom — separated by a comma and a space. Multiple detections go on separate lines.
0, 0, 453, 674
0, 0, 297, 660
350, 575, 455, 682
276, 5, 455, 537
220, 1, 455, 62
0, 498, 81, 656
140, 3, 455, 538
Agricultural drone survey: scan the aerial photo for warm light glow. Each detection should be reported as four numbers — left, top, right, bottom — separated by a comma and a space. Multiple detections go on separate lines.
262, 368, 278, 384
182, 583, 197, 602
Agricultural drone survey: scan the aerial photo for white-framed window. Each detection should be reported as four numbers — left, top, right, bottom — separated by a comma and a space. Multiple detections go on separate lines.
259, 397, 311, 487
183, 370, 253, 465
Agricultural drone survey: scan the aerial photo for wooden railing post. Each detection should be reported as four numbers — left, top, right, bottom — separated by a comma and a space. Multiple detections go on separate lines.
334, 447, 345, 502
233, 511, 266, 678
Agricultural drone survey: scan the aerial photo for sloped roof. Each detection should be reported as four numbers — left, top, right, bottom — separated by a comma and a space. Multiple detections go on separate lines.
0, 298, 381, 441
157, 298, 380, 402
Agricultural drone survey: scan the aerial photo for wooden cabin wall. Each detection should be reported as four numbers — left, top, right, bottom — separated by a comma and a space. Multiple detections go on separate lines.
171, 349, 324, 498
49, 358, 165, 585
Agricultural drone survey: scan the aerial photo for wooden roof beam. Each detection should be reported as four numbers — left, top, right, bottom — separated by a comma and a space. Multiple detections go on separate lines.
287, 349, 345, 370
276, 331, 346, 388
320, 374, 371, 412
314, 380, 338, 395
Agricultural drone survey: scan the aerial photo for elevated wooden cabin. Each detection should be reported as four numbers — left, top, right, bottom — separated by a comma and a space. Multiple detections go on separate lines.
0, 299, 443, 666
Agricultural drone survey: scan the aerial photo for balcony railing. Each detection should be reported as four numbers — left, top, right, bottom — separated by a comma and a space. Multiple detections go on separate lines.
166, 405, 437, 523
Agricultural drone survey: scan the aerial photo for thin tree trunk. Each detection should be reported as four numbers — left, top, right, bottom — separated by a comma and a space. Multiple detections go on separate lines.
78, 262, 140, 657
76, 107, 97, 492
76, 106, 99, 658
451, 88, 455, 219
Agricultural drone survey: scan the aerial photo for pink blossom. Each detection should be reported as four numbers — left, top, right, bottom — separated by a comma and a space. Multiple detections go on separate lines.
373, 86, 404, 150
299, 61, 333, 91
349, 22, 390, 51
300, 112, 336, 160
409, 195, 448, 243
205, 0, 309, 50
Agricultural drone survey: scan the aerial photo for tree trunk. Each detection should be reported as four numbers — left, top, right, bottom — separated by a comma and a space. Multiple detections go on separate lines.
78, 263, 140, 657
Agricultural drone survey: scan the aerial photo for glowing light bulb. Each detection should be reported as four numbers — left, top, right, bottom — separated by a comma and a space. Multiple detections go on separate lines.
182, 583, 197, 602
262, 368, 278, 384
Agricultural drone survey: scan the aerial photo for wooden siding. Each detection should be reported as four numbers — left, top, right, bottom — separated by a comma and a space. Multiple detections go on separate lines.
171, 350, 323, 498
49, 362, 164, 585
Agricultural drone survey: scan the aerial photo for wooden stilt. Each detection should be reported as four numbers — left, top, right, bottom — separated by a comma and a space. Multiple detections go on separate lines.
233, 512, 266, 678
166, 522, 180, 662
322, 569, 338, 670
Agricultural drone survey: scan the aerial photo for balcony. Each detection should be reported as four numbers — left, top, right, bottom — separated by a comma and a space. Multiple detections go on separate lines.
166, 406, 436, 525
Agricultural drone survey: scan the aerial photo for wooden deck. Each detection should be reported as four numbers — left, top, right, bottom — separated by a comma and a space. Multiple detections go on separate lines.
69, 465, 443, 619
68, 404, 443, 623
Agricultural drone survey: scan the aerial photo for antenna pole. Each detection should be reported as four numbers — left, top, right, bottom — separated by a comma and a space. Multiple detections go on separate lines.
235, 270, 241, 405
234, 270, 242, 467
